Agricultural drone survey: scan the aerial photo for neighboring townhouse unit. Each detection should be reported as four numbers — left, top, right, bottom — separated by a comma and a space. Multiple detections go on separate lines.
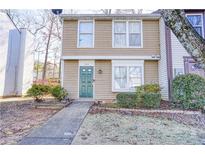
164, 9, 205, 100
61, 14, 169, 102
0, 12, 34, 97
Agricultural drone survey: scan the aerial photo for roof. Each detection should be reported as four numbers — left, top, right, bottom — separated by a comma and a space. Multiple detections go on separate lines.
61, 14, 161, 20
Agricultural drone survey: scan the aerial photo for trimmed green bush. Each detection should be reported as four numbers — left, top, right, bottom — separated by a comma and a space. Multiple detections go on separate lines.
136, 84, 161, 108
136, 84, 161, 93
115, 84, 162, 109
143, 92, 161, 108
51, 85, 68, 101
116, 93, 137, 108
27, 84, 51, 102
172, 74, 205, 110
143, 84, 161, 93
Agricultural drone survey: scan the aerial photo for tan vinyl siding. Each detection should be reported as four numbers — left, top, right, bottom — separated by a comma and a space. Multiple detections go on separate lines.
62, 20, 160, 56
94, 60, 159, 100
95, 60, 116, 99
63, 20, 78, 49
62, 60, 159, 100
63, 60, 78, 99
144, 60, 159, 84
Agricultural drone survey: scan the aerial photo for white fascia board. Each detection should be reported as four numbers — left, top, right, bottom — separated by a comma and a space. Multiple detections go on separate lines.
61, 55, 160, 60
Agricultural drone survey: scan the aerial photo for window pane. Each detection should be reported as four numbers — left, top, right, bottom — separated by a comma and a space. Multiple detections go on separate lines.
79, 22, 93, 33
194, 27, 203, 36
128, 66, 142, 88
187, 15, 202, 26
114, 34, 126, 47
114, 66, 127, 89
129, 22, 141, 33
129, 34, 141, 46
79, 34, 93, 47
114, 22, 126, 33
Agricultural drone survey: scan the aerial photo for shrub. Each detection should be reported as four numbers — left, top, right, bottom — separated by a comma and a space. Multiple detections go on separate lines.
41, 84, 52, 94
143, 92, 161, 108
136, 84, 161, 94
172, 74, 205, 110
116, 93, 137, 108
115, 84, 162, 109
143, 84, 161, 93
51, 85, 68, 101
136, 84, 161, 108
27, 84, 51, 102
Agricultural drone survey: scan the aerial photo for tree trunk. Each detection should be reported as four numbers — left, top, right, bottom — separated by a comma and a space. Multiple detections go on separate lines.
52, 51, 57, 79
160, 9, 205, 69
36, 51, 40, 80
42, 20, 54, 80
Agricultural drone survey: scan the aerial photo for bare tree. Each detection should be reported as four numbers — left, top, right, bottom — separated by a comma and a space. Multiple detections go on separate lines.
42, 10, 55, 80
99, 9, 143, 15
100, 9, 112, 15
115, 9, 143, 14
160, 9, 205, 69
4, 9, 62, 80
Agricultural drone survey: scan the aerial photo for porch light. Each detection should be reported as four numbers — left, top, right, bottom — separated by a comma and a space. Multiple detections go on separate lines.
98, 69, 103, 74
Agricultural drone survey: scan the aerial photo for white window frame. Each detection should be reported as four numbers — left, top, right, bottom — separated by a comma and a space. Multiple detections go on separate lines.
77, 20, 95, 48
112, 20, 143, 48
186, 13, 204, 38
112, 60, 144, 92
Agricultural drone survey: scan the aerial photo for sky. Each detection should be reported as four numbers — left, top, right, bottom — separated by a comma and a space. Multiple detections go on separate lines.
62, 9, 156, 14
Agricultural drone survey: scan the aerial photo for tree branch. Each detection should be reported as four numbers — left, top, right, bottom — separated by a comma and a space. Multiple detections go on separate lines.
160, 9, 205, 69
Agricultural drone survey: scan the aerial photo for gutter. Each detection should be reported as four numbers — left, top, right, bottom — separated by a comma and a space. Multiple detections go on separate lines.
60, 14, 161, 20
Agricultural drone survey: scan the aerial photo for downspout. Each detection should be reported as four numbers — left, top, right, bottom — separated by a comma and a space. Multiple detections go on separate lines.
165, 26, 173, 101
14, 29, 22, 95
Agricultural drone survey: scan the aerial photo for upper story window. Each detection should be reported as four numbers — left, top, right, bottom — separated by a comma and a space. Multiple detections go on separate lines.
186, 14, 204, 37
113, 20, 142, 48
78, 20, 94, 48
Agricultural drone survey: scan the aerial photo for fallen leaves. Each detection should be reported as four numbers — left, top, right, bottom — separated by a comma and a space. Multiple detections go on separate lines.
0, 101, 59, 144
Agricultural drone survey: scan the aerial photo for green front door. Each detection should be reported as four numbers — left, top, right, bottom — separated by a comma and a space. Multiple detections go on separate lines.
79, 66, 93, 98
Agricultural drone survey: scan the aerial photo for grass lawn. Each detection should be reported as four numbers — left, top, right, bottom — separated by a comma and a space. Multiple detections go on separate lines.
72, 112, 205, 145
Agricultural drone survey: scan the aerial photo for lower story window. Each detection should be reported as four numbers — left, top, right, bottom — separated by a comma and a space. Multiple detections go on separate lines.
112, 60, 144, 92
128, 66, 142, 88
114, 66, 127, 89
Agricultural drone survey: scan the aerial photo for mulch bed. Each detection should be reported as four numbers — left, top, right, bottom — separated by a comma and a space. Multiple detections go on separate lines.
159, 100, 173, 109
0, 100, 61, 144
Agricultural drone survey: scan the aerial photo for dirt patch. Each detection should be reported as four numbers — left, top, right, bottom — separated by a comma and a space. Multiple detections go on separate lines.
0, 101, 59, 144
72, 112, 205, 145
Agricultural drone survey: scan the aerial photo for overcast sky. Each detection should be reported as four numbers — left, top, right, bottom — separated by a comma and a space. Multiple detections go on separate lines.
62, 9, 156, 14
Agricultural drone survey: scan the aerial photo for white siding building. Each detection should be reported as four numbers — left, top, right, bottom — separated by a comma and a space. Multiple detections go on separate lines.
0, 12, 34, 97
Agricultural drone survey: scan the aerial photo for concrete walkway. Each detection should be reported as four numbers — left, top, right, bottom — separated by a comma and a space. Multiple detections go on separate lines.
19, 101, 93, 145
